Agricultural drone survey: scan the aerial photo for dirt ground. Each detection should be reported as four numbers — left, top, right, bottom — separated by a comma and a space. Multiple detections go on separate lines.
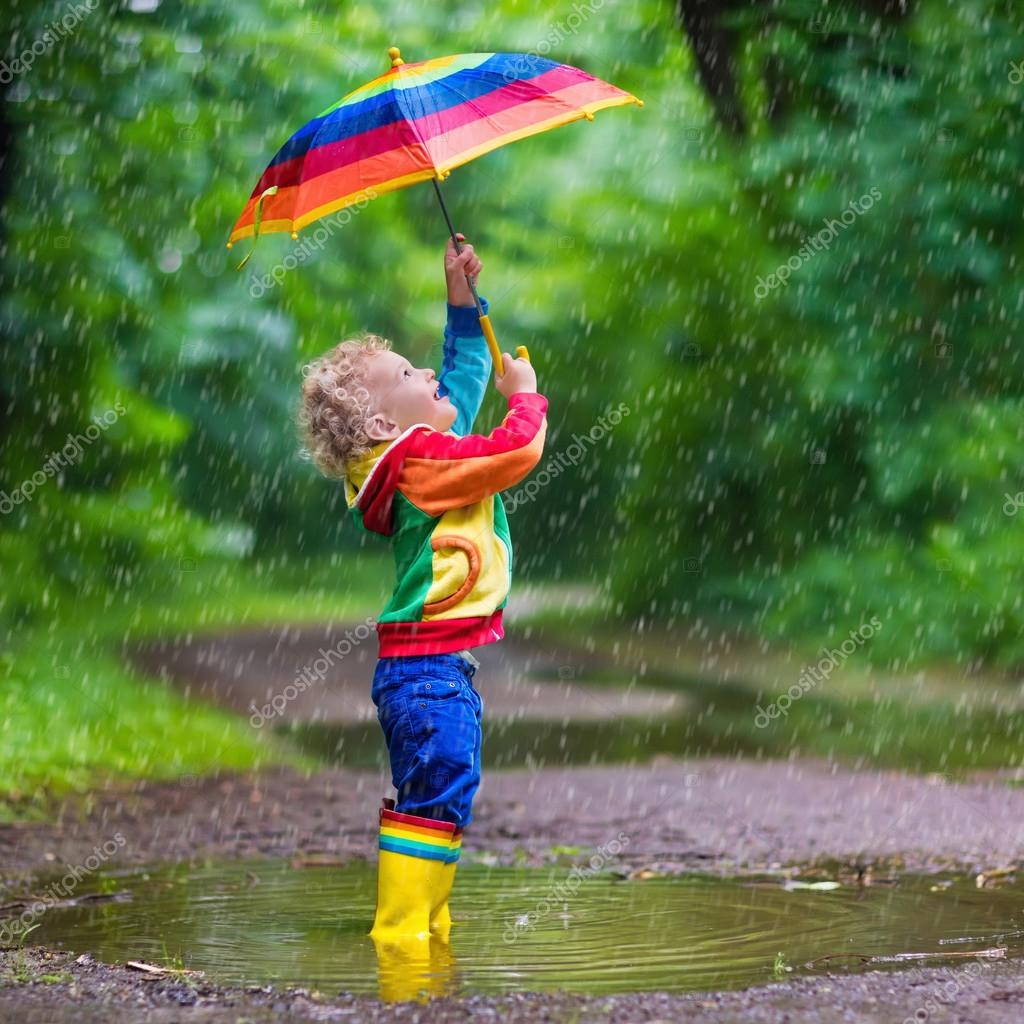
128, 623, 684, 725
3, 758, 1022, 882
3, 942, 1024, 1023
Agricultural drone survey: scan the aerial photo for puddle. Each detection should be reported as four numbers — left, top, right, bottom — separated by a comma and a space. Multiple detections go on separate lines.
286, 664, 1024, 776
12, 859, 1023, 997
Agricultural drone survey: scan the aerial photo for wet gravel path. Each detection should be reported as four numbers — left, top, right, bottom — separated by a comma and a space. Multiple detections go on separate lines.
2, 946, 1023, 1023
2, 758, 1021, 882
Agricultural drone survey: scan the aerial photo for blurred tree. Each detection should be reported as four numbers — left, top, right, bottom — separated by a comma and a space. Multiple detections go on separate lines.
675, 0, 915, 134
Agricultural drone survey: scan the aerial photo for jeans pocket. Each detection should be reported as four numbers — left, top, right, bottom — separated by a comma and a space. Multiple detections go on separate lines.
405, 676, 463, 702
403, 679, 475, 753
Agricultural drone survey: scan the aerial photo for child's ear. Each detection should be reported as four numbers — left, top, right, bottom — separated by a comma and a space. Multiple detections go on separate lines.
365, 412, 400, 443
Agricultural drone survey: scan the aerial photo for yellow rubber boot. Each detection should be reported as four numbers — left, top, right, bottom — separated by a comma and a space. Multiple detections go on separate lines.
429, 824, 463, 941
369, 799, 457, 943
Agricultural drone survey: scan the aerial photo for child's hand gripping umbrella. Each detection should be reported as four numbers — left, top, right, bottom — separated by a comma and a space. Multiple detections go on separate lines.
228, 48, 643, 375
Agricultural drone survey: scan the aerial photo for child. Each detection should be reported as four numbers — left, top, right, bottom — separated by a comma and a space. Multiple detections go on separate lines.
298, 236, 548, 951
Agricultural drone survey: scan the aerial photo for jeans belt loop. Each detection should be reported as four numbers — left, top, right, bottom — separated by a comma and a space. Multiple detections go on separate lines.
456, 649, 480, 670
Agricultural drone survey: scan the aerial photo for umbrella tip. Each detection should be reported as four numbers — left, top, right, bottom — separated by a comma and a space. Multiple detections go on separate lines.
387, 46, 404, 68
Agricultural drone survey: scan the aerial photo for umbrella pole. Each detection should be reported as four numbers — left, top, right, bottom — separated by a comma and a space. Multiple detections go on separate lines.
432, 176, 514, 377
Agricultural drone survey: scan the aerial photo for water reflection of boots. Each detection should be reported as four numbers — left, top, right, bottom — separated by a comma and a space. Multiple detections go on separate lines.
428, 934, 457, 994
372, 932, 458, 1002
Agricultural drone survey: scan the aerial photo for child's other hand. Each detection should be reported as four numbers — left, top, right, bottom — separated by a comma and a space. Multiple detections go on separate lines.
445, 233, 482, 307
495, 352, 537, 399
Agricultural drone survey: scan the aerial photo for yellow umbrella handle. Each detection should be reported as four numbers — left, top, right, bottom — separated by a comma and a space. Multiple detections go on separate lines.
477, 314, 503, 374
478, 315, 530, 376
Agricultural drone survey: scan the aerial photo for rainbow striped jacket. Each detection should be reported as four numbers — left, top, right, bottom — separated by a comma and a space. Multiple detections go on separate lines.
344, 298, 548, 656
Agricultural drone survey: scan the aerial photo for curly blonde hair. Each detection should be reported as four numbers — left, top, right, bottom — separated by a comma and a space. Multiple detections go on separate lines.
297, 333, 392, 479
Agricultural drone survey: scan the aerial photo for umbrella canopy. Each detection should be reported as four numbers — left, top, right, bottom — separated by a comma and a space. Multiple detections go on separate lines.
227, 49, 643, 245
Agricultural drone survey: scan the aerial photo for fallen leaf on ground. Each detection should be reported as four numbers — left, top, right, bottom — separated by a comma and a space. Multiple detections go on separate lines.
290, 856, 346, 868
976, 866, 1017, 888
126, 960, 204, 977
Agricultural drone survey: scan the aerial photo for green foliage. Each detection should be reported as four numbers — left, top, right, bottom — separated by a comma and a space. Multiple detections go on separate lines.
602, 1, 1024, 670
2, 0, 1022, 698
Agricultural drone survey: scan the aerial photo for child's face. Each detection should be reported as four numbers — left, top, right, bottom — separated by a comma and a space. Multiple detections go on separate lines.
363, 350, 458, 440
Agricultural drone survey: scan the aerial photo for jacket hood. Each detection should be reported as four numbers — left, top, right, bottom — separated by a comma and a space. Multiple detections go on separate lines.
343, 424, 431, 536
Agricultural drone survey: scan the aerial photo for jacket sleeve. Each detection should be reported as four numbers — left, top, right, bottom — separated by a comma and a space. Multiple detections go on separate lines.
436, 296, 491, 438
396, 392, 548, 515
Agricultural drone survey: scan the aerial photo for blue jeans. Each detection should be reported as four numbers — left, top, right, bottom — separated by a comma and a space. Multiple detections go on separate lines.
371, 652, 483, 828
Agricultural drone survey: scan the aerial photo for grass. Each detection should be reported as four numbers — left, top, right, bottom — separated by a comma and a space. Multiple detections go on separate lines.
771, 952, 792, 979
0, 551, 392, 821
9, 952, 30, 985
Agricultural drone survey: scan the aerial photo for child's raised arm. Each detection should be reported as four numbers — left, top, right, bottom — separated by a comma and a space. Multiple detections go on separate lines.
437, 235, 490, 437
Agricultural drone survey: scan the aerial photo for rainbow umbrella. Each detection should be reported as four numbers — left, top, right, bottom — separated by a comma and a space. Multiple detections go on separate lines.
228, 47, 643, 371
